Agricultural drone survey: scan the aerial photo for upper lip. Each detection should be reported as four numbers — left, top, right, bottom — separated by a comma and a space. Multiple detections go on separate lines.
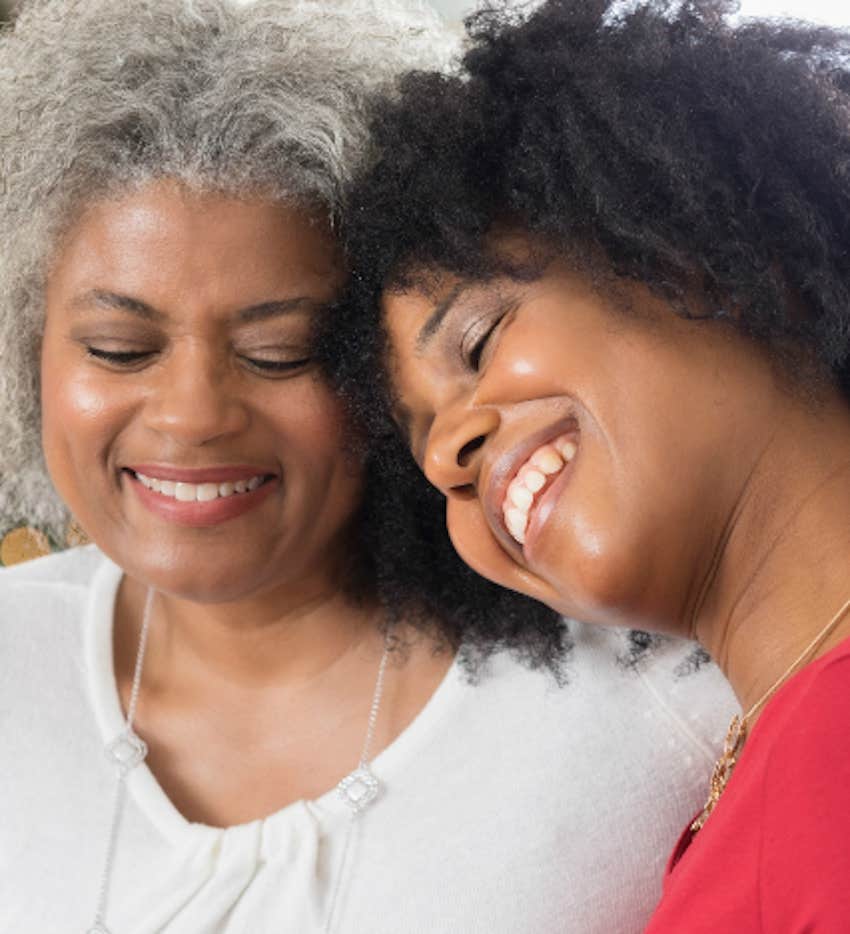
479, 416, 578, 555
125, 464, 278, 483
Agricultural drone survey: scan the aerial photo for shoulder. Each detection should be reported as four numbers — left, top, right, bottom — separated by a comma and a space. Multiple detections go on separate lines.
0, 543, 105, 588
628, 633, 740, 762
471, 623, 736, 749
466, 619, 642, 700
761, 640, 850, 783
763, 640, 850, 768
758, 641, 850, 926
453, 628, 734, 840
0, 544, 109, 630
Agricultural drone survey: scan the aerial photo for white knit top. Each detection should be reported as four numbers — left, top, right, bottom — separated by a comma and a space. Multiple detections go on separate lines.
0, 546, 737, 933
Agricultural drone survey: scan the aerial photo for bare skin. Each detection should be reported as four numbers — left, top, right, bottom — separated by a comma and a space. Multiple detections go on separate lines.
41, 180, 451, 827
114, 577, 448, 825
383, 239, 850, 720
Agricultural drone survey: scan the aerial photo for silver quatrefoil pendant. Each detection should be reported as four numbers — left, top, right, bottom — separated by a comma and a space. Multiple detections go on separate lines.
105, 729, 148, 772
337, 765, 380, 814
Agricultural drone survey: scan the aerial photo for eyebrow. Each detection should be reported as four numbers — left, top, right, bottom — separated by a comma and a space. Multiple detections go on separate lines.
71, 289, 167, 322
415, 283, 471, 354
235, 298, 326, 324
70, 290, 325, 323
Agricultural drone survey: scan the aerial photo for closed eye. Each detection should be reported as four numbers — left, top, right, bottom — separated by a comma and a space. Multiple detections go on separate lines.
86, 347, 153, 366
85, 347, 312, 375
466, 316, 503, 371
461, 297, 520, 372
240, 355, 313, 374
467, 306, 520, 372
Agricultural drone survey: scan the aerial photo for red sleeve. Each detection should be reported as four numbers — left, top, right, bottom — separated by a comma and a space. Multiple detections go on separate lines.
759, 654, 850, 932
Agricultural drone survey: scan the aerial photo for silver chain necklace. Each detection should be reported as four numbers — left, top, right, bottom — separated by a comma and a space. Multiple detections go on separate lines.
87, 589, 389, 934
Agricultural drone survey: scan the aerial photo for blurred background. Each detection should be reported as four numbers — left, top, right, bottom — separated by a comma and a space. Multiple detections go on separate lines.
1, 1, 849, 27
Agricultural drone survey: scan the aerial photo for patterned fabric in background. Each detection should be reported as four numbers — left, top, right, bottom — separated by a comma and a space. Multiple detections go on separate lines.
0, 521, 89, 567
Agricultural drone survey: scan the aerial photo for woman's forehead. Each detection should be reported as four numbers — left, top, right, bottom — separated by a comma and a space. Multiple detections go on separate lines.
48, 181, 345, 316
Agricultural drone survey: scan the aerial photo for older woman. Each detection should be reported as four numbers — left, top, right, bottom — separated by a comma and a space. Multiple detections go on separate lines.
0, 1, 736, 932
331, 0, 850, 929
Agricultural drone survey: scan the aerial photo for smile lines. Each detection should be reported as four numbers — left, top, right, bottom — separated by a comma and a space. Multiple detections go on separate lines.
502, 433, 577, 545
133, 471, 267, 502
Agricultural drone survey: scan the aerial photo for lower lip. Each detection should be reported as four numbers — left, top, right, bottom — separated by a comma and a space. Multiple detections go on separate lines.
521, 460, 575, 559
128, 473, 278, 527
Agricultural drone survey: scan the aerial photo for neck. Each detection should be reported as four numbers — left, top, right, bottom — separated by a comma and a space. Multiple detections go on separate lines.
693, 387, 850, 718
115, 569, 380, 697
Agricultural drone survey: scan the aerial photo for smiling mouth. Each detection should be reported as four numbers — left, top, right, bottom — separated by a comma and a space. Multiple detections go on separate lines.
501, 433, 577, 545
130, 470, 273, 503
123, 466, 280, 528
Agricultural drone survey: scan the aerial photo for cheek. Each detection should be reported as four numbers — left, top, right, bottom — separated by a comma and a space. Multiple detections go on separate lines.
277, 379, 354, 459
531, 415, 711, 627
484, 310, 593, 404
270, 379, 363, 505
40, 344, 126, 498
43, 370, 109, 430
536, 506, 651, 620
482, 346, 571, 405
445, 497, 508, 582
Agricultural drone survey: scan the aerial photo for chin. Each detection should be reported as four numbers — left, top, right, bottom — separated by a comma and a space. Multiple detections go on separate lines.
112, 541, 278, 604
156, 573, 267, 605
531, 535, 656, 624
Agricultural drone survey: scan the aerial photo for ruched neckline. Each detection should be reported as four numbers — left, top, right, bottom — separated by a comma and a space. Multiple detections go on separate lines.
83, 556, 463, 852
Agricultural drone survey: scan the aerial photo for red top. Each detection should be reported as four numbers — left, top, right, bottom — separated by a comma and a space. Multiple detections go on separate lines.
645, 635, 850, 933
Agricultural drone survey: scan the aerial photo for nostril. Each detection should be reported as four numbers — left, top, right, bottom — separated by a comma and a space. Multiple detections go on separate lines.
457, 435, 485, 468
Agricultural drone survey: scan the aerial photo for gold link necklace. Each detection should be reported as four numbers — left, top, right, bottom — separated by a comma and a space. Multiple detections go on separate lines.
691, 595, 850, 833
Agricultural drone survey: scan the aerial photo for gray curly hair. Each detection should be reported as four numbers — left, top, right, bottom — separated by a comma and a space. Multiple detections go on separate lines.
0, 0, 455, 539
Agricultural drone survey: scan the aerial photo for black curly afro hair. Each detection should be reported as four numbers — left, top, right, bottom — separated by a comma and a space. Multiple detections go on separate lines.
321, 0, 850, 669
335, 0, 850, 365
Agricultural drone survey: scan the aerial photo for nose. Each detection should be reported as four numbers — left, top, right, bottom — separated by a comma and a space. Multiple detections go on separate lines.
144, 347, 250, 446
423, 404, 500, 494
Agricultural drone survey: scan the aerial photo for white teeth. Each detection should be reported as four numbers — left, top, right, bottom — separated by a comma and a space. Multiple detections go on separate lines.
196, 483, 219, 503
501, 433, 578, 546
508, 483, 534, 510
530, 446, 564, 475
135, 472, 267, 502
557, 439, 578, 461
504, 508, 527, 544
522, 469, 546, 493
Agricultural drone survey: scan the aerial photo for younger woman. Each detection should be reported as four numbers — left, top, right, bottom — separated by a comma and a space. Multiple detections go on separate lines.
332, 0, 850, 928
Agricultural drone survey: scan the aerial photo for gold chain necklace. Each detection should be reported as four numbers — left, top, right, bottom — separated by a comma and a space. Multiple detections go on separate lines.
690, 595, 850, 833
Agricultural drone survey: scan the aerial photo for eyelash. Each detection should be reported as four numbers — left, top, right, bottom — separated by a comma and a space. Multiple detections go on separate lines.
85, 347, 312, 374
244, 356, 312, 373
466, 315, 505, 371
86, 348, 151, 366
